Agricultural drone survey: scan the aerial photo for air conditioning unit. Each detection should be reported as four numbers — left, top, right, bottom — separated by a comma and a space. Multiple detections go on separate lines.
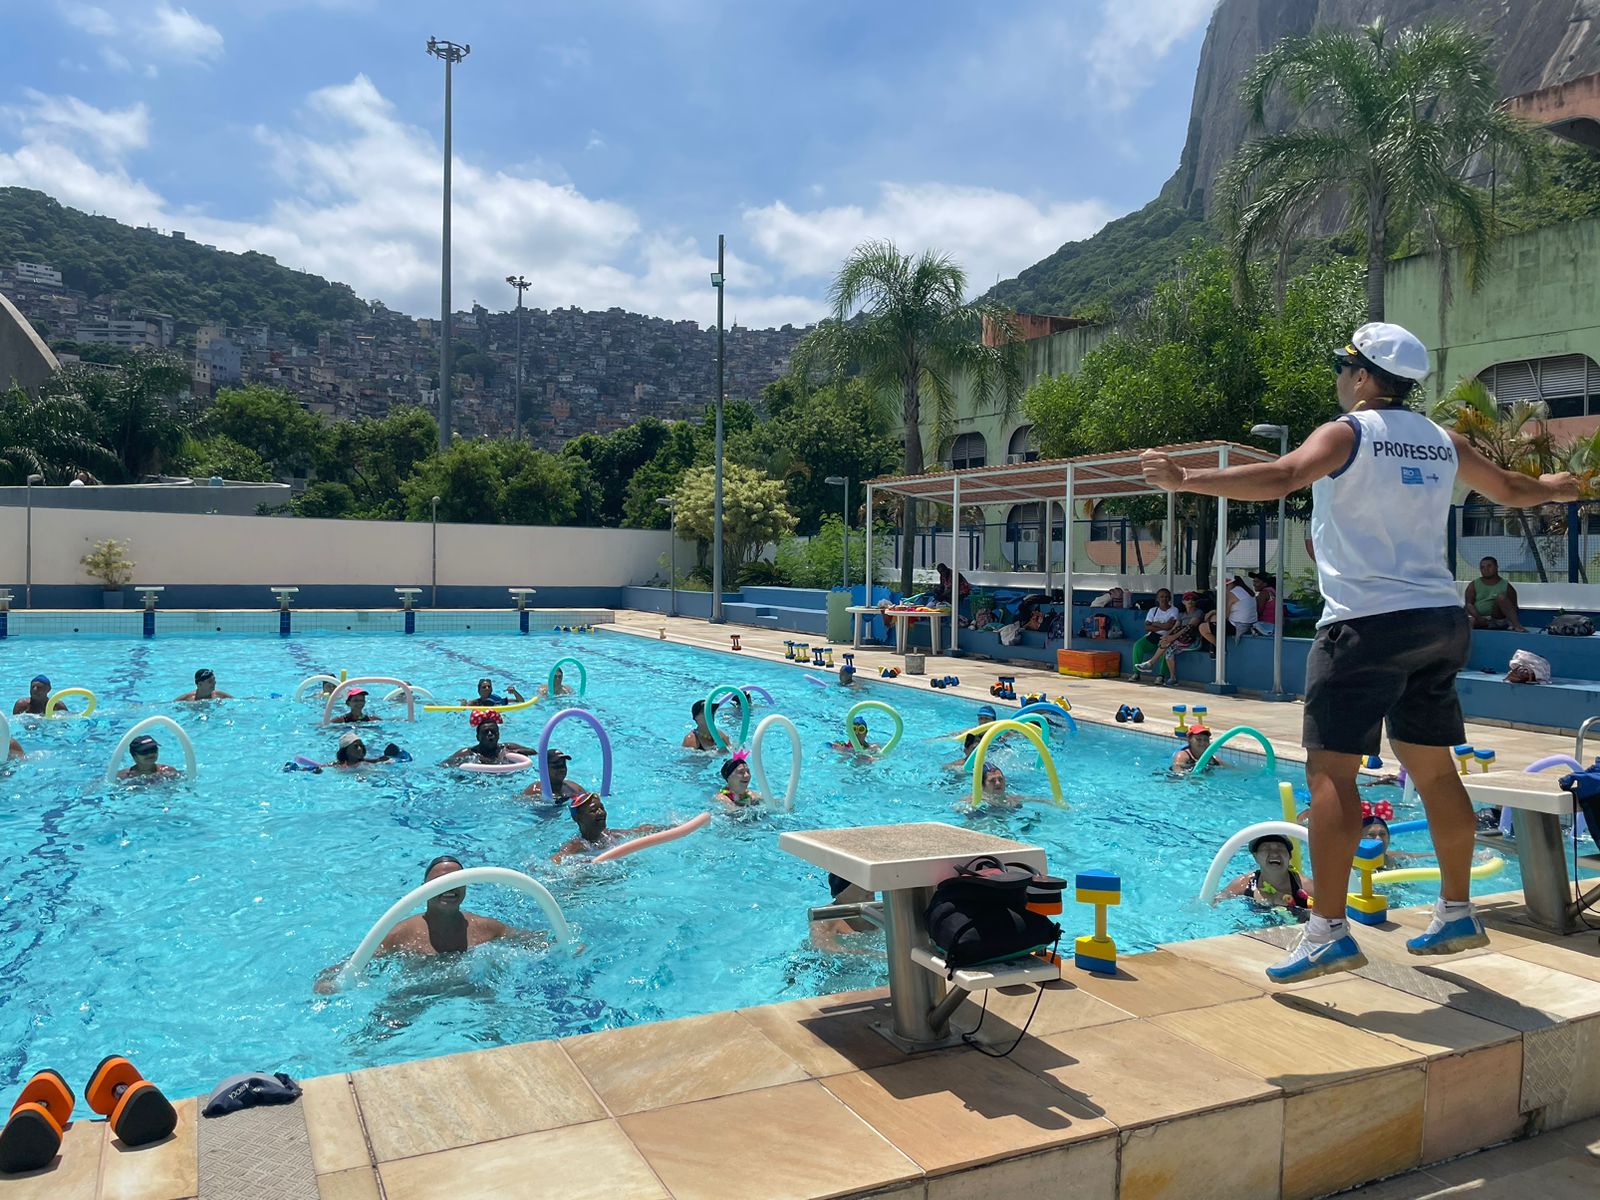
1005, 454, 1024, 464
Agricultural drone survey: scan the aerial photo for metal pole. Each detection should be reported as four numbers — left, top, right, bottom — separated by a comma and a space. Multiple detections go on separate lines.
1063, 464, 1074, 651
711, 235, 726, 622
951, 474, 961, 655
843, 479, 850, 590
1213, 447, 1229, 691
25, 474, 38, 608
1271, 430, 1288, 698
670, 508, 678, 618
431, 495, 440, 606
507, 275, 529, 440
865, 485, 875, 603
1165, 488, 1176, 596
428, 38, 469, 451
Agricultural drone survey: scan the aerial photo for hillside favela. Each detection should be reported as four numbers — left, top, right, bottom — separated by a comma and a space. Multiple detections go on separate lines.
5, 3, 1600, 1200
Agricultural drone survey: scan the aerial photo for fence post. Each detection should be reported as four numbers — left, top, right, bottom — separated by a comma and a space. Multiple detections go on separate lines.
1258, 510, 1268, 575
1119, 518, 1127, 574
1569, 502, 1581, 583
1446, 505, 1457, 578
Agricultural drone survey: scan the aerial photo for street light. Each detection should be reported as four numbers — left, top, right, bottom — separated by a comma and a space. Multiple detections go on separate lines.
506, 274, 529, 440
709, 236, 726, 622
1250, 423, 1291, 701
430, 495, 442, 607
825, 475, 850, 590
25, 473, 42, 608
657, 496, 677, 617
427, 36, 470, 451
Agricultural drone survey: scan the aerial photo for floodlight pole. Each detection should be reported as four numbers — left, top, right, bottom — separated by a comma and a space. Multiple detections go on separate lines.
427, 36, 470, 451
506, 274, 529, 440
710, 236, 726, 621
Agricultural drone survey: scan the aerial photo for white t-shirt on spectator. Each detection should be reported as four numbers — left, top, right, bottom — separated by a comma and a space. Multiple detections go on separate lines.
1228, 584, 1258, 627
1145, 605, 1181, 630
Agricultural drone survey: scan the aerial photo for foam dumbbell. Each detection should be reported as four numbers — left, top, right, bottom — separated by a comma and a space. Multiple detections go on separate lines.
0, 1070, 73, 1174
86, 1056, 177, 1149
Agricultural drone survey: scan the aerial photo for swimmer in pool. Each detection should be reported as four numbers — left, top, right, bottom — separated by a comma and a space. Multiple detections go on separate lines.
6, 737, 21, 759
838, 666, 856, 687
810, 873, 880, 954
828, 717, 881, 760
329, 687, 378, 723
1171, 725, 1227, 774
551, 792, 663, 862
1360, 810, 1431, 870
13, 675, 61, 716
537, 667, 576, 699
1216, 834, 1313, 913
520, 747, 586, 804
313, 855, 540, 992
175, 667, 232, 702
972, 763, 1019, 808
682, 699, 723, 751
326, 731, 406, 769
462, 677, 523, 707
943, 703, 996, 743
944, 731, 983, 773
442, 710, 536, 766
117, 734, 180, 780
714, 752, 763, 809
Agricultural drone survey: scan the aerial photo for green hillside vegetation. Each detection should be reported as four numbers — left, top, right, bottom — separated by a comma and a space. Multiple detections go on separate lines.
0, 188, 367, 341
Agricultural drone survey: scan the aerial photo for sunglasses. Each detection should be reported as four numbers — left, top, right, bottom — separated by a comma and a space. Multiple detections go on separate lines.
1331, 353, 1362, 375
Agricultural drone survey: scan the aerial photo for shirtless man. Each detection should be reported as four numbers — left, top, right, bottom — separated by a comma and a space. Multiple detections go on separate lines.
552, 793, 662, 862
313, 856, 533, 992
520, 748, 585, 803
13, 675, 60, 716
176, 668, 232, 702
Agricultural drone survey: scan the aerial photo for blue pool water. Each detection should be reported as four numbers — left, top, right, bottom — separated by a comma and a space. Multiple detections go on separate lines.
0, 629, 1501, 1108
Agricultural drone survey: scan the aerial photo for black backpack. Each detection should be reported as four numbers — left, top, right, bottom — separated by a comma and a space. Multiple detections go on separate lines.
1547, 612, 1594, 637
926, 856, 1061, 977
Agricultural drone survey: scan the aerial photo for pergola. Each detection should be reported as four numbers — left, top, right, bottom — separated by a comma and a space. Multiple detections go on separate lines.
863, 440, 1280, 689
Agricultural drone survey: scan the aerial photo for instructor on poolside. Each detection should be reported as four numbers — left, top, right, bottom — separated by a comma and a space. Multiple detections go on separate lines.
1142, 322, 1579, 983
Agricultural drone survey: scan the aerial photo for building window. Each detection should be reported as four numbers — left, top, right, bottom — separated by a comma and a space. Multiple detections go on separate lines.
1460, 492, 1519, 538
1006, 425, 1039, 463
1088, 503, 1121, 541
948, 432, 987, 470
1478, 353, 1600, 418
1005, 503, 1045, 542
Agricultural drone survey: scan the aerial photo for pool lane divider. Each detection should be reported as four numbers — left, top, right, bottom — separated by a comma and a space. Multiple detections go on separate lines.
335, 867, 569, 989
538, 708, 613, 797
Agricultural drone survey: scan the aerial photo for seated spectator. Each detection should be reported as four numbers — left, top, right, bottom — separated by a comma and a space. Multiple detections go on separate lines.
931, 562, 969, 604
1250, 571, 1278, 631
1464, 556, 1526, 632
1132, 588, 1181, 682
1136, 592, 1203, 683
1506, 648, 1551, 685
1090, 586, 1128, 608
1226, 575, 1259, 637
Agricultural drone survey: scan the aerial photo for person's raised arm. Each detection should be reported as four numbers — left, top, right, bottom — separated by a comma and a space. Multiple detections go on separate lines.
1451, 432, 1580, 507
1141, 421, 1358, 501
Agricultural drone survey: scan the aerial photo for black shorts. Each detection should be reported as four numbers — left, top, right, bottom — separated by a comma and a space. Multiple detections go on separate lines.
1303, 605, 1470, 756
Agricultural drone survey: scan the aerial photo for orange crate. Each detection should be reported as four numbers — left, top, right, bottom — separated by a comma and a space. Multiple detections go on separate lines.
1057, 649, 1121, 678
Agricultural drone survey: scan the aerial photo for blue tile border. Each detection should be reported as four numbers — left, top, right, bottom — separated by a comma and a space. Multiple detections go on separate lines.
0, 609, 615, 639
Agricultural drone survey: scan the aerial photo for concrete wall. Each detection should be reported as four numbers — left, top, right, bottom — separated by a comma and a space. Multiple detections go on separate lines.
1386, 216, 1600, 439
0, 289, 59, 395
0, 507, 671, 591
0, 482, 292, 516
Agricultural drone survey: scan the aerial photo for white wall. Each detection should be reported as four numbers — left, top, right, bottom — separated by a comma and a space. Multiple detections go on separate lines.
0, 508, 672, 588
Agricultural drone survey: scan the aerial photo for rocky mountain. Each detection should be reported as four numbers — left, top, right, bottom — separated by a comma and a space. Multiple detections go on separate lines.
988, 0, 1600, 317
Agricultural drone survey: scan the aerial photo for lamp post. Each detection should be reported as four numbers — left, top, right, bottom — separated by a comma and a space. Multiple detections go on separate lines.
427, 36, 469, 451
506, 274, 529, 440
1250, 423, 1291, 701
657, 496, 677, 617
710, 236, 726, 622
430, 495, 441, 607
825, 475, 850, 589
25, 473, 42, 608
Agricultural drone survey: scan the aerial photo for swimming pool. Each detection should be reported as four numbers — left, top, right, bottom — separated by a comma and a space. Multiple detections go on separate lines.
0, 628, 1497, 1110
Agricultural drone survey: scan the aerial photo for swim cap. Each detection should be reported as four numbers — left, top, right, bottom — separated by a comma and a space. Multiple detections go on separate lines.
31, 675, 49, 687
977, 705, 996, 720
129, 735, 158, 755
720, 757, 744, 780
852, 717, 868, 731
194, 668, 215, 683
828, 873, 854, 899
424, 854, 463, 875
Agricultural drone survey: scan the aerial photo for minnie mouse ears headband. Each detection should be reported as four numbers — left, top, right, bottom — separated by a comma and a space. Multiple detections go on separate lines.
1361, 799, 1394, 822
470, 709, 503, 728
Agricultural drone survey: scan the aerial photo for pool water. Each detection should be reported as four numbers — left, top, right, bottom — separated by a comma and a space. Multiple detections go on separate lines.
0, 629, 1502, 1109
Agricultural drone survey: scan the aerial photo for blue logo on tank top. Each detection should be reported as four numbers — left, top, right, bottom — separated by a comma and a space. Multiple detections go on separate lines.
1400, 466, 1424, 485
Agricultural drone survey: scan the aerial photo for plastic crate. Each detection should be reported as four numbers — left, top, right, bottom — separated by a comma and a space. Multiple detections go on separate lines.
1057, 649, 1121, 678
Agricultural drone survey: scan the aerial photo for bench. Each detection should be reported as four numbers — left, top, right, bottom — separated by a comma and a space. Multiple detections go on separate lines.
1454, 671, 1600, 732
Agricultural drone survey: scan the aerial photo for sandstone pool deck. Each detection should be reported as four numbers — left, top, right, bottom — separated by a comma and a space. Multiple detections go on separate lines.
8, 613, 1598, 1199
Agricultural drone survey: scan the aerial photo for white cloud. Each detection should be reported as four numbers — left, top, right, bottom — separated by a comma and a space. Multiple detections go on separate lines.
149, 4, 224, 62
1086, 0, 1218, 110
2, 89, 150, 157
742, 183, 1115, 296
60, 2, 117, 37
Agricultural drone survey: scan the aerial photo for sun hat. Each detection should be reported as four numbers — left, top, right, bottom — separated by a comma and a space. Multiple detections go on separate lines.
338, 731, 361, 750
346, 687, 368, 699
129, 734, 158, 755
1186, 723, 1210, 736
1342, 322, 1431, 380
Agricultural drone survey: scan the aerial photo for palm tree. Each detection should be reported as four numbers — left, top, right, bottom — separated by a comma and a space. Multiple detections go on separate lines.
0, 384, 121, 484
1219, 18, 1541, 321
795, 241, 1023, 592
1432, 377, 1560, 581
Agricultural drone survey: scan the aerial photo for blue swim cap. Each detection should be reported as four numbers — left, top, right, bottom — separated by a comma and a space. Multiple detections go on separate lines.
31, 675, 50, 687
977, 705, 996, 720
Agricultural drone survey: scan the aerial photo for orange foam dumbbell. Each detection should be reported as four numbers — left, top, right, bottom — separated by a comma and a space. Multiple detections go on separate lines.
0, 1069, 74, 1174
86, 1056, 176, 1148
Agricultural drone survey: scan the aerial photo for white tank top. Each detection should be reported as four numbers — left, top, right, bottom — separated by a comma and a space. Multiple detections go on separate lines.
1308, 407, 1461, 626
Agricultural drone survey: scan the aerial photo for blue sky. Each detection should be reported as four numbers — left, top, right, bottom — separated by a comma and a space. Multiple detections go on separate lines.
0, 0, 1220, 327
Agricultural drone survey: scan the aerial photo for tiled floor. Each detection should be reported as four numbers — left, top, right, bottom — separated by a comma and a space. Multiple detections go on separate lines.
15, 895, 1600, 1200
9, 613, 1596, 1200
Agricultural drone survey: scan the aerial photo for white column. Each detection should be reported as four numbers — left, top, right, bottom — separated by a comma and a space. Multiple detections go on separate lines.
1165, 488, 1176, 595
865, 485, 875, 603
1214, 446, 1229, 689
1043, 500, 1053, 597
1063, 465, 1075, 652
951, 474, 961, 655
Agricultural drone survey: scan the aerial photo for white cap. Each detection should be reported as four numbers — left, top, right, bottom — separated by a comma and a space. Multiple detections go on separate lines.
1345, 322, 1431, 381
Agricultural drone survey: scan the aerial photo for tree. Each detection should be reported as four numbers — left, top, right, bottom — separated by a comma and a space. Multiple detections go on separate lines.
179, 433, 271, 481
672, 462, 796, 577
795, 241, 1024, 591
1432, 377, 1560, 581
0, 384, 120, 483
292, 481, 356, 519
773, 515, 889, 589
1218, 19, 1540, 320
313, 407, 437, 519
49, 355, 191, 480
401, 440, 580, 525
561, 418, 675, 526
206, 384, 325, 476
